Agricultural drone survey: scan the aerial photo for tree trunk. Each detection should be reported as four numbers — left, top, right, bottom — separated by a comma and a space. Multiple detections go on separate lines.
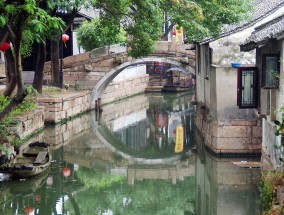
3, 48, 16, 97
0, 90, 27, 121
50, 37, 60, 87
0, 13, 27, 122
0, 30, 8, 45
33, 42, 46, 93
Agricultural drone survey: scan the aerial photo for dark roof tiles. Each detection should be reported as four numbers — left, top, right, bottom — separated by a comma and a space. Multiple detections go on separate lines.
240, 14, 284, 51
201, 0, 284, 44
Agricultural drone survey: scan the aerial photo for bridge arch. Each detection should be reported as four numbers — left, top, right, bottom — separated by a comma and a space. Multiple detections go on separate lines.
91, 56, 194, 108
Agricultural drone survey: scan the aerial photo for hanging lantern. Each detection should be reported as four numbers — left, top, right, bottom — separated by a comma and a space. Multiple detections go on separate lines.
24, 207, 34, 215
62, 34, 69, 43
63, 167, 71, 177
0, 41, 10, 52
35, 194, 41, 202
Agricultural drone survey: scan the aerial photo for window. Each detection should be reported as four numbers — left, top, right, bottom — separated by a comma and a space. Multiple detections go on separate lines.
262, 54, 280, 88
237, 67, 258, 108
197, 45, 201, 75
205, 44, 210, 80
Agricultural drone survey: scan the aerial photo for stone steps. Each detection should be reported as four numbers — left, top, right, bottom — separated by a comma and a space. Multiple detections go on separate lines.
145, 86, 163, 92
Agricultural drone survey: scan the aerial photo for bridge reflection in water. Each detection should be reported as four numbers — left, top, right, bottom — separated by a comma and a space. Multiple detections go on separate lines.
0, 92, 261, 215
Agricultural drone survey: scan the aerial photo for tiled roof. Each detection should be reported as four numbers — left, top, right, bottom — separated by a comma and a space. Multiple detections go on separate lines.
78, 8, 100, 20
240, 14, 284, 51
201, 0, 284, 44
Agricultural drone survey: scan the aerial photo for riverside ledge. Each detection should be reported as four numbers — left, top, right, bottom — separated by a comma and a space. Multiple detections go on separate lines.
37, 90, 92, 124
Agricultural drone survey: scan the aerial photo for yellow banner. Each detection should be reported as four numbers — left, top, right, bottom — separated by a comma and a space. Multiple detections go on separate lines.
175, 125, 184, 153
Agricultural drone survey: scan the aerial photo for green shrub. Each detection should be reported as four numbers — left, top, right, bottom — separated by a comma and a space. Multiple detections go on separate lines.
259, 171, 283, 212
0, 88, 38, 146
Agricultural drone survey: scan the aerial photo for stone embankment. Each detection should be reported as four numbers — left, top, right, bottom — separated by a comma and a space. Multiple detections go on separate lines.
10, 91, 92, 140
37, 91, 91, 123
195, 105, 262, 155
11, 106, 45, 140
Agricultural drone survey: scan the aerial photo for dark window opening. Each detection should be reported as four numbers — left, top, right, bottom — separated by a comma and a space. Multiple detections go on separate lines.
197, 45, 201, 75
205, 45, 210, 80
262, 54, 280, 88
237, 67, 258, 108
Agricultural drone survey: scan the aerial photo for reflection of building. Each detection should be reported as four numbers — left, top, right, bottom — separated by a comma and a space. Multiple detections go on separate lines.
102, 95, 149, 151
195, 132, 261, 215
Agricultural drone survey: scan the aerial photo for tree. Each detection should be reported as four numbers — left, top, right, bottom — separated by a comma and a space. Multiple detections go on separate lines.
77, 0, 252, 57
77, 19, 126, 52
0, 0, 63, 121
42, 0, 90, 87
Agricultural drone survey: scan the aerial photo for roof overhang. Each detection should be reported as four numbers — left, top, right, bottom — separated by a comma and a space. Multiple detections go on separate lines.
240, 13, 284, 52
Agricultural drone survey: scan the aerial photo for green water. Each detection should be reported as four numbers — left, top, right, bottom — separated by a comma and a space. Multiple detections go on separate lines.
0, 92, 261, 215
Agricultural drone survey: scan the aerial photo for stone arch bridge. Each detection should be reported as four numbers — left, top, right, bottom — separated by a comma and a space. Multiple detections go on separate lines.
44, 41, 196, 108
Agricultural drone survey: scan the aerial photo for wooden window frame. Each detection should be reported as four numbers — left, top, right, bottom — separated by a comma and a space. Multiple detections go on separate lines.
237, 67, 258, 108
262, 54, 280, 89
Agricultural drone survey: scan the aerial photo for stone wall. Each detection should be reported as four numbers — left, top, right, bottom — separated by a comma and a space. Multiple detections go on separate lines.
43, 44, 128, 90
37, 91, 91, 123
11, 106, 45, 140
195, 105, 262, 155
101, 65, 148, 104
262, 118, 282, 171
153, 41, 196, 72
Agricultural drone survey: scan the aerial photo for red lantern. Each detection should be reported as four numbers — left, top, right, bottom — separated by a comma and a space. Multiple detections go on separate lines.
62, 34, 69, 43
24, 207, 34, 214
0, 41, 10, 52
63, 167, 71, 177
35, 194, 41, 202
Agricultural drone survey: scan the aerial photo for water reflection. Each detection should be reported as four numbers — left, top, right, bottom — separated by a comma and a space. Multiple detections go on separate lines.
0, 92, 261, 215
195, 134, 261, 215
98, 92, 195, 159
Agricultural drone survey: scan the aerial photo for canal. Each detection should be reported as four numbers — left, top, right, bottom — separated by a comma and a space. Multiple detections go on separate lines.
0, 92, 261, 215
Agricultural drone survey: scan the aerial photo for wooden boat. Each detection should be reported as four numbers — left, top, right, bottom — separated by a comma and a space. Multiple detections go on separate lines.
10, 142, 51, 178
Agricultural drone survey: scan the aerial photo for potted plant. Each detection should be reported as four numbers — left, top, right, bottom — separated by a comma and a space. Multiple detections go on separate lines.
231, 57, 242, 68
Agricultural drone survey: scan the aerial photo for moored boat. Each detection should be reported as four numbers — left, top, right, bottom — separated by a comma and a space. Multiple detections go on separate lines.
10, 141, 51, 178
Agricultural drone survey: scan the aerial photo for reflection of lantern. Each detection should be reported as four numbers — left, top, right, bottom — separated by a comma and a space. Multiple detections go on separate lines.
63, 167, 71, 177
156, 113, 167, 127
24, 207, 34, 215
35, 194, 41, 202
155, 133, 161, 139
0, 41, 10, 52
62, 34, 69, 43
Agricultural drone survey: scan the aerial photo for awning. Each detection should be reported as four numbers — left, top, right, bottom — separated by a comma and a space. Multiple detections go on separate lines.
241, 14, 284, 52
